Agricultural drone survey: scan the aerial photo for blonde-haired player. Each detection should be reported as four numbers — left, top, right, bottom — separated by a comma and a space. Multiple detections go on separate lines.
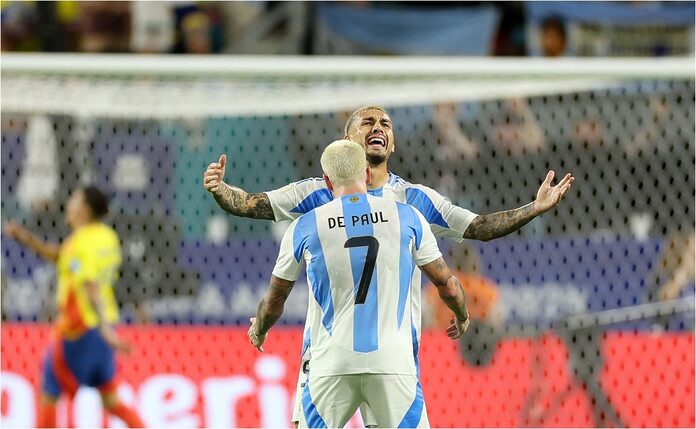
248, 140, 470, 428
320, 139, 368, 184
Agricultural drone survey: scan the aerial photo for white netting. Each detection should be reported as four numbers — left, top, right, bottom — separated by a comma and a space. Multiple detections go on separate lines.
1, 54, 694, 427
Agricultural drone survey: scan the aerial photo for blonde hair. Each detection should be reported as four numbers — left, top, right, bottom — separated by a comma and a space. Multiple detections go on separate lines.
343, 105, 389, 136
320, 140, 367, 186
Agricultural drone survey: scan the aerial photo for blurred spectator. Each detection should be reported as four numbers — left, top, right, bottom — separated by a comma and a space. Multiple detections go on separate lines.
173, 3, 226, 54
432, 102, 481, 162
219, 1, 265, 46
1, 1, 82, 52
130, 1, 175, 53
493, 98, 546, 156
1, 1, 38, 51
492, 2, 527, 56
426, 243, 500, 328
649, 230, 696, 303
79, 1, 131, 52
539, 15, 567, 57
430, 102, 482, 209
526, 1, 695, 56
35, 2, 65, 51
180, 11, 213, 54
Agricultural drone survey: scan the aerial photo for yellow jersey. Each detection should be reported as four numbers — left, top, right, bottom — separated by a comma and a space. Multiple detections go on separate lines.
55, 222, 122, 338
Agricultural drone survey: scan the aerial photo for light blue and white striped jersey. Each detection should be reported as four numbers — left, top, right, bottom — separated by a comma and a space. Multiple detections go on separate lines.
266, 172, 478, 243
267, 173, 476, 379
272, 194, 442, 376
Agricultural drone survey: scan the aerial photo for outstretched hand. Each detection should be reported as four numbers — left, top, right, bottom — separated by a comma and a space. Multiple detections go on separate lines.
4, 221, 28, 242
534, 170, 574, 214
204, 154, 227, 194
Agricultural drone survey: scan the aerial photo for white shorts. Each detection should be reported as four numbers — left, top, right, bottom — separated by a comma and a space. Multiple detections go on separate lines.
292, 359, 377, 427
298, 373, 429, 429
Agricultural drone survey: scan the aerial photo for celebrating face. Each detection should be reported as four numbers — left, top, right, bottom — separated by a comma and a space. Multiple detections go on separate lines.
346, 108, 396, 166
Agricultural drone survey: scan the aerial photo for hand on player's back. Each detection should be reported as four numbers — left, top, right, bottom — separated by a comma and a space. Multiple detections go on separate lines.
203, 154, 227, 194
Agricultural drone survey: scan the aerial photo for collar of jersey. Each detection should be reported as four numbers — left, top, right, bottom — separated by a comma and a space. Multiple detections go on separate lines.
367, 171, 396, 195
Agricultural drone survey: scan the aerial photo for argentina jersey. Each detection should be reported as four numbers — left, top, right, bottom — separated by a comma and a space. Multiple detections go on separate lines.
266, 172, 478, 243
272, 194, 442, 376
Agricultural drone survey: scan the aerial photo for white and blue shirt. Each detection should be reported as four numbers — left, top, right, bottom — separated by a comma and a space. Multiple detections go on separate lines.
266, 172, 478, 243
267, 173, 477, 376
272, 194, 442, 376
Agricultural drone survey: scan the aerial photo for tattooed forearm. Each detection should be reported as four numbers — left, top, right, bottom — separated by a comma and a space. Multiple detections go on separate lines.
213, 183, 275, 220
422, 257, 453, 287
433, 257, 448, 273
255, 276, 294, 335
463, 202, 539, 242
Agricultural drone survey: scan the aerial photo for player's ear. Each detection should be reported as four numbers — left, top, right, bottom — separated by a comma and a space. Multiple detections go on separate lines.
323, 174, 334, 193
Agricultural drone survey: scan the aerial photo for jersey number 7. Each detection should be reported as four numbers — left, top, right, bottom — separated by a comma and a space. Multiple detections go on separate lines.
344, 236, 380, 305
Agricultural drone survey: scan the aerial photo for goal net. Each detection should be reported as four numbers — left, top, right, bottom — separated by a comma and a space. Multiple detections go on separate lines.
1, 54, 694, 428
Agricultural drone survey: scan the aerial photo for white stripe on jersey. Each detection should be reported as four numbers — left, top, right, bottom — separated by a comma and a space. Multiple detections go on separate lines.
272, 194, 441, 376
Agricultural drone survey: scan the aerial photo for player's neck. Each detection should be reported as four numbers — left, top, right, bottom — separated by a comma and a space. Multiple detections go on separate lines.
70, 218, 97, 231
367, 163, 389, 189
332, 182, 368, 198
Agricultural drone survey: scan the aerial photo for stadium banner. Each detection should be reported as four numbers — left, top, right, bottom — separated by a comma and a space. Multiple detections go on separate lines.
3, 236, 693, 329
1, 324, 693, 428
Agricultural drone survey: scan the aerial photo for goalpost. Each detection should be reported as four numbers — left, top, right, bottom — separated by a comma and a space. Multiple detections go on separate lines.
2, 54, 692, 118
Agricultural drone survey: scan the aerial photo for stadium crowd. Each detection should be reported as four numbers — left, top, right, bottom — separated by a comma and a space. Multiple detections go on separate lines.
1, 1, 693, 56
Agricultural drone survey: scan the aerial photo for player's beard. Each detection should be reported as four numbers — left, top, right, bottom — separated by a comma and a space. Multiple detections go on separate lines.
366, 151, 389, 166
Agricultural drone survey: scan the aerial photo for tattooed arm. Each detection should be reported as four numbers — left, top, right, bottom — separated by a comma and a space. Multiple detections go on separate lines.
204, 154, 275, 220
463, 170, 574, 242
463, 202, 538, 242
248, 275, 295, 352
421, 257, 469, 338
213, 183, 275, 221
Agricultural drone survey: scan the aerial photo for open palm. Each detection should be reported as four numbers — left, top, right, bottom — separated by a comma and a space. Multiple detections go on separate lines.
535, 170, 574, 214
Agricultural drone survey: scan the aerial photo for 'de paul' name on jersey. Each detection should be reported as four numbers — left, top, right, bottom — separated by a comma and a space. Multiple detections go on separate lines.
328, 212, 389, 229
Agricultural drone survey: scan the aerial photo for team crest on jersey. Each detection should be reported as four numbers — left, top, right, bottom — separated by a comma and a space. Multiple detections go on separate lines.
349, 196, 359, 203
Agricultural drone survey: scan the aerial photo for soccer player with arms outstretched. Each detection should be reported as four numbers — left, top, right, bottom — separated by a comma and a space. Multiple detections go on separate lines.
204, 105, 574, 426
248, 140, 469, 427
4, 187, 145, 428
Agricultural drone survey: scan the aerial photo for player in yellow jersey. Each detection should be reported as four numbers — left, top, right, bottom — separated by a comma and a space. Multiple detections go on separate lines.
4, 186, 145, 428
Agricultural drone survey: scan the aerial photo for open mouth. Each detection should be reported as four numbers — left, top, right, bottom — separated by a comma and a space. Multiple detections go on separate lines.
366, 135, 387, 148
